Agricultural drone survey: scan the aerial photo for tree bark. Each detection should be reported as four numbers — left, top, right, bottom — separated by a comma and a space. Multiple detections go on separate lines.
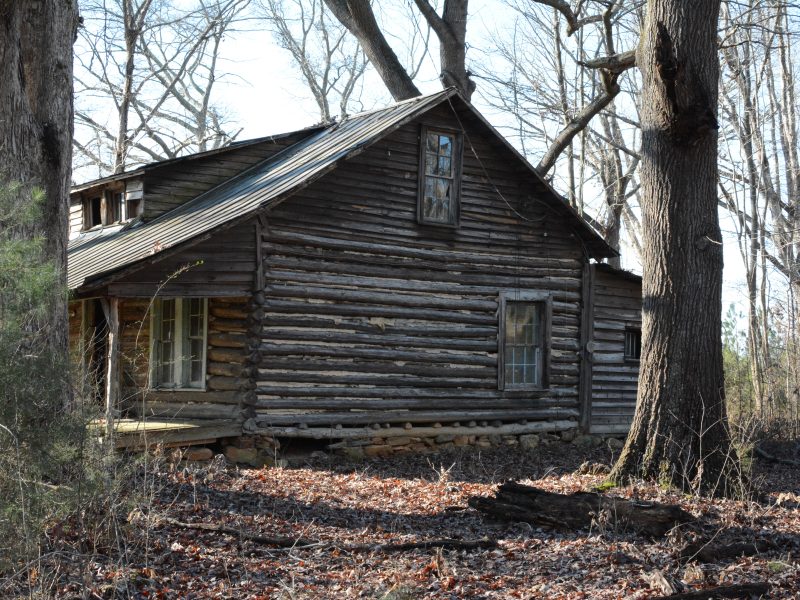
610, 0, 737, 495
323, 0, 420, 101
0, 0, 79, 405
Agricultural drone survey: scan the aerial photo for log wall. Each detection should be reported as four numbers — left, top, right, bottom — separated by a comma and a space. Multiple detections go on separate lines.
120, 296, 254, 421
589, 265, 642, 434
107, 220, 257, 298
253, 103, 588, 429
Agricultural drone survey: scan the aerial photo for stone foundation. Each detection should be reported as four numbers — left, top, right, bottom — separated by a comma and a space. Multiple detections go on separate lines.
179, 428, 626, 465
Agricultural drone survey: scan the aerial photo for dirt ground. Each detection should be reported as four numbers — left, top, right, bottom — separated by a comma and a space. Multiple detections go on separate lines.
9, 440, 800, 599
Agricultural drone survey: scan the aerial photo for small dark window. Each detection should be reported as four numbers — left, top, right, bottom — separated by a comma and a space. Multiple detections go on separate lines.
418, 127, 461, 226
499, 292, 552, 390
624, 328, 642, 360
86, 196, 102, 228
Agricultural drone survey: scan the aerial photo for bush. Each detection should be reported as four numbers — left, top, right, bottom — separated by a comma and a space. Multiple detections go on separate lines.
0, 182, 102, 572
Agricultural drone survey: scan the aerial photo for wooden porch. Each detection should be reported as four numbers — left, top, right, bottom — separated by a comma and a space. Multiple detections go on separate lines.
105, 418, 242, 450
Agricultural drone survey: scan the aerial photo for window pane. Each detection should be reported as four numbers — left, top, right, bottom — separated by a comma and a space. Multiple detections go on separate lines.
425, 152, 439, 175
436, 156, 452, 177
439, 135, 452, 156
504, 301, 543, 386
426, 132, 439, 153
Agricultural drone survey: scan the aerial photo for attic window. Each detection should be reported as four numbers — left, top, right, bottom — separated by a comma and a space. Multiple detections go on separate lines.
87, 196, 103, 228
418, 126, 462, 226
82, 188, 141, 230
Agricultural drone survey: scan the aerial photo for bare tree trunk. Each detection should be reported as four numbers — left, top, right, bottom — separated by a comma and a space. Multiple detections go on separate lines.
611, 0, 736, 495
0, 0, 79, 404
323, 0, 420, 100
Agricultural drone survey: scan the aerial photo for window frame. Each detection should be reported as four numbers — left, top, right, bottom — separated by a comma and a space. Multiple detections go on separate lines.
81, 186, 140, 230
417, 125, 463, 228
149, 297, 208, 391
498, 291, 552, 391
624, 326, 642, 362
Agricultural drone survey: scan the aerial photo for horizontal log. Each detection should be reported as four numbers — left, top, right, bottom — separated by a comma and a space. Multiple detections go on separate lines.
207, 347, 247, 364
208, 375, 252, 391
469, 481, 692, 537
122, 389, 244, 405
262, 299, 496, 325
253, 408, 579, 426
264, 227, 581, 269
247, 419, 578, 439
255, 394, 577, 410
208, 332, 248, 348
258, 342, 496, 365
134, 402, 243, 420
265, 284, 499, 311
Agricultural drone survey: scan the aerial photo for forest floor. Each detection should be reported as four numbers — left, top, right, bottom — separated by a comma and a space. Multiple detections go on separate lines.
10, 440, 800, 599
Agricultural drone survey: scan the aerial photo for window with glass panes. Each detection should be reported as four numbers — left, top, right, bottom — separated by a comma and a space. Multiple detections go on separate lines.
151, 298, 207, 389
499, 292, 550, 390
504, 302, 543, 385
418, 127, 461, 225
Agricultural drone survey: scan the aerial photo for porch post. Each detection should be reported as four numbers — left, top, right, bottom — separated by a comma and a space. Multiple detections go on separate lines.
578, 263, 595, 433
101, 297, 120, 443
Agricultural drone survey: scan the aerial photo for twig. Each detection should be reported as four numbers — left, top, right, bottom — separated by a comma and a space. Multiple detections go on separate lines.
650, 582, 769, 599
160, 517, 497, 553
160, 517, 318, 548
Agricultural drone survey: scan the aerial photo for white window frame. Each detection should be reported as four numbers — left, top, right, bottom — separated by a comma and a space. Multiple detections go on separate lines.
498, 290, 552, 391
150, 297, 208, 390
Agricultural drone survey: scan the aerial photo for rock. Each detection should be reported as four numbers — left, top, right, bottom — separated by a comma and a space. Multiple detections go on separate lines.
235, 436, 256, 449
184, 447, 213, 462
488, 435, 503, 445
262, 456, 289, 468
387, 436, 416, 446
606, 437, 625, 450
453, 435, 471, 447
224, 446, 261, 466
339, 446, 365, 459
364, 445, 393, 457
560, 429, 577, 442
435, 434, 456, 444
573, 435, 601, 448
519, 434, 540, 450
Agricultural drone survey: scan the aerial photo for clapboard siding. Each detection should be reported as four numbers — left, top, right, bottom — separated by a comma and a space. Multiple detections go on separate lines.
253, 104, 586, 427
589, 265, 642, 434
106, 220, 257, 297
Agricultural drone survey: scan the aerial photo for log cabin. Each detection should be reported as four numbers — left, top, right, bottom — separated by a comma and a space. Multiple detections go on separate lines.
67, 89, 643, 452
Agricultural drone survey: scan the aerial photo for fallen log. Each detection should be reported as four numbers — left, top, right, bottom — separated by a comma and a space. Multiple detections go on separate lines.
679, 539, 774, 563
755, 444, 800, 467
468, 481, 693, 537
650, 582, 769, 599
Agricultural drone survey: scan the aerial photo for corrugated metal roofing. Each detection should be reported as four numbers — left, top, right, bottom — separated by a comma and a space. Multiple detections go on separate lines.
68, 89, 613, 291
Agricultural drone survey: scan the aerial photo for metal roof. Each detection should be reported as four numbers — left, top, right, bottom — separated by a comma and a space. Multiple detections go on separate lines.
68, 89, 614, 291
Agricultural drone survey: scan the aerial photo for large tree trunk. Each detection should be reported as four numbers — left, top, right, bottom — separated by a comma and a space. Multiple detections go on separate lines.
0, 1, 79, 403
323, 0, 420, 101
610, 0, 737, 495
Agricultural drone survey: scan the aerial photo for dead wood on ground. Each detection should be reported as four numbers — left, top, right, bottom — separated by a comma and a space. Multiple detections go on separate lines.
161, 517, 496, 552
468, 481, 693, 537
650, 582, 769, 599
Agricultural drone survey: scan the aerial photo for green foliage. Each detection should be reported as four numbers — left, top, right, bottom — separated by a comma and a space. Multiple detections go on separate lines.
0, 182, 102, 572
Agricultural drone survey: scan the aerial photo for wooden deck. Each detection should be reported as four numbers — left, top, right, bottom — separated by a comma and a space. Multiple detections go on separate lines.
106, 419, 242, 450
